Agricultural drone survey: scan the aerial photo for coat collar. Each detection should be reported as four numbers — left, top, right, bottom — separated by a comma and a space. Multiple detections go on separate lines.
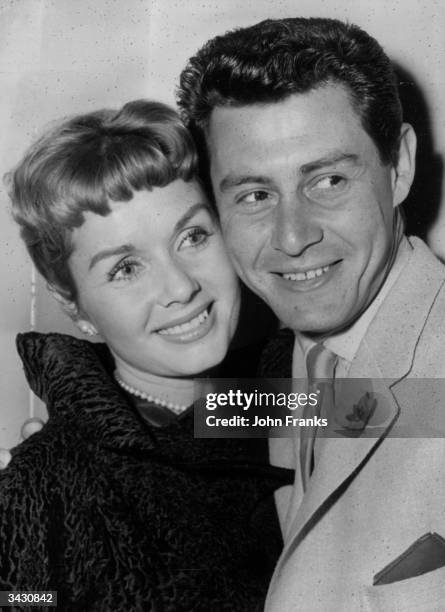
16, 331, 160, 453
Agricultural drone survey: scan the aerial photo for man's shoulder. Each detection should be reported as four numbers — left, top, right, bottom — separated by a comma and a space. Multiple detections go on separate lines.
406, 235, 445, 277
402, 236, 445, 322
372, 236, 445, 315
387, 237, 445, 321
364, 237, 445, 377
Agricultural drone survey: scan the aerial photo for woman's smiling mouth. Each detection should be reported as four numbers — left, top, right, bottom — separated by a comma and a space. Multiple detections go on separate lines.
156, 303, 215, 342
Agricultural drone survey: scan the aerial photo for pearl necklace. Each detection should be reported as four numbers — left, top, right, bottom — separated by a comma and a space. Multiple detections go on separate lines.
114, 372, 189, 416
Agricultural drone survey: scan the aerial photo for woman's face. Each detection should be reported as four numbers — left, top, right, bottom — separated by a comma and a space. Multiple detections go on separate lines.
67, 179, 241, 378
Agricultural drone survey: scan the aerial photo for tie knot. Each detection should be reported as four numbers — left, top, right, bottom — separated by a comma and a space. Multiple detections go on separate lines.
306, 343, 337, 381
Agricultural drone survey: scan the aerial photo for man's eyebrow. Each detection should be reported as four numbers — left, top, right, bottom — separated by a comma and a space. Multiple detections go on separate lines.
173, 202, 211, 232
88, 244, 135, 271
300, 153, 360, 174
218, 154, 359, 192
219, 175, 271, 193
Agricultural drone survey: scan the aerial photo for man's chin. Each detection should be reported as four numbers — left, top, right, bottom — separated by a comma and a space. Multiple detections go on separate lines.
274, 309, 348, 335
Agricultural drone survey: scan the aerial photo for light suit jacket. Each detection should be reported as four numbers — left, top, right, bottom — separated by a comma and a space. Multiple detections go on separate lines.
266, 238, 445, 612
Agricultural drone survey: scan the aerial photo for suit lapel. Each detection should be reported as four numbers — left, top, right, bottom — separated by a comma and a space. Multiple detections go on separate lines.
280, 350, 400, 564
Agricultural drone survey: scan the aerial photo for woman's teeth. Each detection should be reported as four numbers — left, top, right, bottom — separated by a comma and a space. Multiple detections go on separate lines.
283, 265, 330, 281
158, 308, 209, 335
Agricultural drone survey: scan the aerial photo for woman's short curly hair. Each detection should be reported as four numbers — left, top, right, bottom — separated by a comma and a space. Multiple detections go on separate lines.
7, 100, 198, 303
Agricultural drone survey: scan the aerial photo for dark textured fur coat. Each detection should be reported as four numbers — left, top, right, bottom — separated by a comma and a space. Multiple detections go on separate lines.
0, 333, 292, 611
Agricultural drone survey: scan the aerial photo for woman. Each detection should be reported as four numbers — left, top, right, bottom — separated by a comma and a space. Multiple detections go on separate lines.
1, 100, 292, 611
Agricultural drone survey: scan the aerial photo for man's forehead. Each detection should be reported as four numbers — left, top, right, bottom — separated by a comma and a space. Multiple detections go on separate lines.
207, 85, 364, 150
206, 87, 373, 178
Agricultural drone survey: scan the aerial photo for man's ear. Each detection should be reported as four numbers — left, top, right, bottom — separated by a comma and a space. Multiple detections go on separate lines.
392, 123, 417, 207
48, 285, 98, 336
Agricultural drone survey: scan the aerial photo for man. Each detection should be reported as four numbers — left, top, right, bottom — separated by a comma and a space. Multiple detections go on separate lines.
178, 17, 445, 611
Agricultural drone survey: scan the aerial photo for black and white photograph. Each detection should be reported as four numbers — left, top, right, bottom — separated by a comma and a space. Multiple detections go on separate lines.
1, 1, 445, 610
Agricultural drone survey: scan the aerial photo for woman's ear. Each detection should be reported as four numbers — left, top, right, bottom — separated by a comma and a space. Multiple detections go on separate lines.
392, 123, 417, 207
48, 285, 98, 336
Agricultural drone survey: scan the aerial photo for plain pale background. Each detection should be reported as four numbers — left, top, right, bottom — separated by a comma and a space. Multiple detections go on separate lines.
1, 0, 444, 449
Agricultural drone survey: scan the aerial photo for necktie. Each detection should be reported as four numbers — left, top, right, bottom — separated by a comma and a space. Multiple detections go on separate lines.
300, 343, 337, 491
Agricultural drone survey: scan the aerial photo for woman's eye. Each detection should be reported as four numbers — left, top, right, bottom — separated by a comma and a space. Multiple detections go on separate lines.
179, 227, 210, 249
108, 258, 142, 282
238, 190, 271, 205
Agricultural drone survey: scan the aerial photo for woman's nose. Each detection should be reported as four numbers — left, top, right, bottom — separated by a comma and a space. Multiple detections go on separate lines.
158, 260, 200, 307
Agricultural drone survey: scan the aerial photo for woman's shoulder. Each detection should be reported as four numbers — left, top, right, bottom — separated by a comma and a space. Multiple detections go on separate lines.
15, 332, 141, 436
13, 331, 160, 464
0, 416, 90, 495
16, 332, 115, 410
3, 333, 120, 487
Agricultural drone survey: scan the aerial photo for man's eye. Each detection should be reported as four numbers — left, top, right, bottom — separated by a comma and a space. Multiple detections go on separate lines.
312, 175, 345, 190
238, 190, 270, 204
179, 227, 210, 249
108, 258, 142, 282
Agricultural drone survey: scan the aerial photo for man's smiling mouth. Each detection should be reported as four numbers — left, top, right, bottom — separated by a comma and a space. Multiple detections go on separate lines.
281, 265, 331, 281
273, 260, 343, 287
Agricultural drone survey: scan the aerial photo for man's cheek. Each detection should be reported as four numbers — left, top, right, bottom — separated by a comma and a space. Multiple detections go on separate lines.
229, 241, 254, 270
221, 224, 242, 253
226, 250, 254, 285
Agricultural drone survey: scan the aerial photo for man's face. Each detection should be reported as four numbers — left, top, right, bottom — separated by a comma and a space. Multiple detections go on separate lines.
208, 83, 412, 335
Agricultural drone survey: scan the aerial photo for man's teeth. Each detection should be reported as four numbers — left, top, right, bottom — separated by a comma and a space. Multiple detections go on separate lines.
158, 308, 209, 335
283, 265, 330, 281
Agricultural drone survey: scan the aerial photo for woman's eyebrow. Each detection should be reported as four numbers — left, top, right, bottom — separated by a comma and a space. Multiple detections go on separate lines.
173, 202, 210, 233
88, 203, 210, 271
88, 244, 135, 271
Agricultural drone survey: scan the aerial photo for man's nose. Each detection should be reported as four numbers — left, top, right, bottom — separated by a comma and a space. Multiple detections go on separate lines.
158, 259, 200, 307
271, 196, 323, 256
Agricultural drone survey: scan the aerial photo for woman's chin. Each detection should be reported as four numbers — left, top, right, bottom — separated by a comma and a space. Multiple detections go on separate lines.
153, 319, 232, 377
160, 339, 229, 378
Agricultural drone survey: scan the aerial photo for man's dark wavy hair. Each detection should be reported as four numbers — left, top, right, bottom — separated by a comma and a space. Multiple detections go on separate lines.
177, 17, 403, 166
